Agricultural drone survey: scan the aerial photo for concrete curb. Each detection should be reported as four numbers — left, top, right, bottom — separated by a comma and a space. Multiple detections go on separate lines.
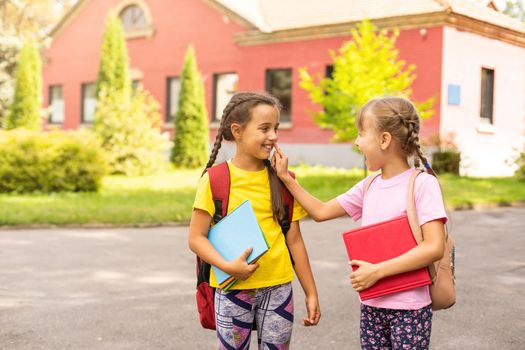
0, 221, 190, 231
446, 200, 525, 211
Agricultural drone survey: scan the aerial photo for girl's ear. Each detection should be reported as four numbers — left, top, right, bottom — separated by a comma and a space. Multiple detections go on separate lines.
380, 132, 392, 150
231, 123, 242, 141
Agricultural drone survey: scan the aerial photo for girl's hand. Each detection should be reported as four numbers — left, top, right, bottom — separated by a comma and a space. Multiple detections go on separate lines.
224, 248, 259, 281
303, 294, 321, 326
271, 144, 291, 181
349, 260, 382, 292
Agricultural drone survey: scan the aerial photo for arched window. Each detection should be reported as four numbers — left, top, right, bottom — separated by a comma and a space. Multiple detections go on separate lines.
120, 5, 148, 31
116, 1, 154, 39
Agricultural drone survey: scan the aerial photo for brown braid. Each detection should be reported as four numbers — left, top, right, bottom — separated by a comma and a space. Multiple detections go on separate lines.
263, 159, 285, 222
201, 125, 225, 176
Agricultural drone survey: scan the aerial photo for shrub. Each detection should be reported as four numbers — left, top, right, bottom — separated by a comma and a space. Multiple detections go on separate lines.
432, 150, 461, 175
0, 130, 106, 193
515, 152, 525, 181
93, 88, 169, 176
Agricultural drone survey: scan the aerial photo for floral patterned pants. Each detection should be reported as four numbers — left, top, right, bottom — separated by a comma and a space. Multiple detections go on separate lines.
360, 304, 433, 350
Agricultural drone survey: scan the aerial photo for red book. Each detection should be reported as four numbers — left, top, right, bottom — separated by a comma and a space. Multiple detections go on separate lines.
342, 215, 431, 301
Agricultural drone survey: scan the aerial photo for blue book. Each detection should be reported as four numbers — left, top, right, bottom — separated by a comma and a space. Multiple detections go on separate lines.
208, 200, 269, 290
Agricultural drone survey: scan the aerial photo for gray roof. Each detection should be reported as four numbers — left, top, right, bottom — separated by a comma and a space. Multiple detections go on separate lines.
214, 0, 525, 34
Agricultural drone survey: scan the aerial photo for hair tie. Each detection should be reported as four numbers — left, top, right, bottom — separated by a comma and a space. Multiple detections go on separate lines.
424, 162, 431, 169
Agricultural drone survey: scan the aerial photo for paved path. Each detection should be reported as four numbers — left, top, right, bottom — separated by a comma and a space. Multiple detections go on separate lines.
0, 208, 524, 349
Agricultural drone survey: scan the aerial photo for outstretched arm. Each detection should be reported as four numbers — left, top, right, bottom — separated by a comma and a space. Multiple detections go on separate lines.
286, 221, 321, 326
272, 144, 347, 222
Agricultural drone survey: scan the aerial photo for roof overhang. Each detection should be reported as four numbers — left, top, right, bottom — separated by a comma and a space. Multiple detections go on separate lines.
233, 12, 525, 48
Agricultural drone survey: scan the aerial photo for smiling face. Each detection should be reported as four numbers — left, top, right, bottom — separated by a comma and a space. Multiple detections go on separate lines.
354, 116, 385, 172
232, 103, 280, 161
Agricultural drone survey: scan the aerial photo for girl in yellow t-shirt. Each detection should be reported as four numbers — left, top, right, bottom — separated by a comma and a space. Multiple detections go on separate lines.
188, 91, 320, 349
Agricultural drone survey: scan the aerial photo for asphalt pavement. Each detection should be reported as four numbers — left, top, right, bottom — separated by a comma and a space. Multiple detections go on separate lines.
0, 207, 524, 349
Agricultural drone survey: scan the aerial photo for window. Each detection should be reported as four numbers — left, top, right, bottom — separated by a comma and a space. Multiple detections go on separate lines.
213, 73, 238, 121
447, 84, 461, 105
265, 68, 292, 122
480, 68, 494, 124
119, 4, 149, 31
81, 83, 97, 123
48, 85, 64, 124
166, 77, 181, 123
132, 79, 140, 93
326, 65, 334, 78
117, 2, 154, 39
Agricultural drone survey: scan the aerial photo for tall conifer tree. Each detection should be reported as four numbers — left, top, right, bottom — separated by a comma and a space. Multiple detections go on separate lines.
4, 40, 42, 130
93, 15, 167, 176
95, 15, 131, 98
171, 46, 209, 168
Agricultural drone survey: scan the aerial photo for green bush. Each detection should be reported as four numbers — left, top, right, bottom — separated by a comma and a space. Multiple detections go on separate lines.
432, 150, 461, 175
515, 152, 525, 181
0, 130, 106, 193
93, 88, 169, 176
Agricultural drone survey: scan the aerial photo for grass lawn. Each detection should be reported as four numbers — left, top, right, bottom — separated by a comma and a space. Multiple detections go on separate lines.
0, 165, 524, 226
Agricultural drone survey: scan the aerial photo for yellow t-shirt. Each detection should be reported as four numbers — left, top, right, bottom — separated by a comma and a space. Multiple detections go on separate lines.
193, 160, 308, 289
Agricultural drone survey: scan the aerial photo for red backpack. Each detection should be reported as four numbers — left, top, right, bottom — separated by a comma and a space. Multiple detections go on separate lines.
196, 161, 296, 330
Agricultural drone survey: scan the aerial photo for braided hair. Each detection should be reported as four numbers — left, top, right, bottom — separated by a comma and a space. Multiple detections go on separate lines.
202, 91, 287, 222
356, 96, 437, 177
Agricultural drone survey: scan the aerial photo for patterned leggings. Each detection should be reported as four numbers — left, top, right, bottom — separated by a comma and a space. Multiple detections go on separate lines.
360, 304, 433, 350
214, 283, 294, 350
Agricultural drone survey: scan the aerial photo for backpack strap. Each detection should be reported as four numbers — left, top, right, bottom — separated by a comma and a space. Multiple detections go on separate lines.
207, 161, 230, 224
362, 173, 381, 196
406, 169, 439, 283
279, 170, 295, 235
279, 171, 296, 265
406, 170, 424, 244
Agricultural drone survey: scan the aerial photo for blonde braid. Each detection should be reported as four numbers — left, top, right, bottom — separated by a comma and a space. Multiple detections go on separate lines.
403, 116, 436, 176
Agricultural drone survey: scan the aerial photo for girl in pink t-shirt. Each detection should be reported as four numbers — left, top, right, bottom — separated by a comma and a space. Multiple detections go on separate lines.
273, 96, 447, 350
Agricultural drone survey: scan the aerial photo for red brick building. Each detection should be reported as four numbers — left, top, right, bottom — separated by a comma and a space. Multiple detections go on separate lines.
44, 0, 525, 175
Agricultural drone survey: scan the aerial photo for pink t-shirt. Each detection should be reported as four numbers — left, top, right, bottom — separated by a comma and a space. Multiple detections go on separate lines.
337, 168, 448, 310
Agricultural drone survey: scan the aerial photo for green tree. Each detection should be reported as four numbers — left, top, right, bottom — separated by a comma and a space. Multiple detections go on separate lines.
0, 0, 75, 39
299, 19, 433, 143
95, 15, 131, 98
171, 46, 209, 168
0, 0, 74, 123
503, 0, 525, 21
93, 15, 167, 176
0, 33, 23, 124
3, 40, 42, 130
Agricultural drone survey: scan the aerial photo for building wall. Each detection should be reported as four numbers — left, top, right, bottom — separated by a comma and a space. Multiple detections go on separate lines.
43, 1, 443, 145
43, 0, 248, 129
440, 26, 525, 177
